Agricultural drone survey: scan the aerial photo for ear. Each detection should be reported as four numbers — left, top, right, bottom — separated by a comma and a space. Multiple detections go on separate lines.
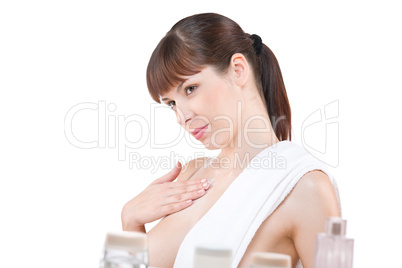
229, 53, 249, 87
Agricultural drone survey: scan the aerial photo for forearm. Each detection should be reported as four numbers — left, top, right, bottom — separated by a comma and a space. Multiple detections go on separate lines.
129, 225, 146, 233
122, 222, 146, 233
121, 207, 146, 233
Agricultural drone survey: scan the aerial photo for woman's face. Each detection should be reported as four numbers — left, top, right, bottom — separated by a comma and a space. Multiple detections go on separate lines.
161, 66, 243, 150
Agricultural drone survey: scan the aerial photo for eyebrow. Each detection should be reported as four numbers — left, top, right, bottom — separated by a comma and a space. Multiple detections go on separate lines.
161, 81, 185, 101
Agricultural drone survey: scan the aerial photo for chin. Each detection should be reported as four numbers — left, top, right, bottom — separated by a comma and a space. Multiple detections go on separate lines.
202, 140, 218, 150
203, 145, 220, 151
203, 136, 233, 150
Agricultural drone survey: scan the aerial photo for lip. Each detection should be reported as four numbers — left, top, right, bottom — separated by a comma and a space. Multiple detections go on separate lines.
192, 124, 208, 140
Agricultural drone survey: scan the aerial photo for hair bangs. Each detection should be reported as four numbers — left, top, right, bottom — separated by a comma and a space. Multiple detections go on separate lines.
146, 32, 204, 103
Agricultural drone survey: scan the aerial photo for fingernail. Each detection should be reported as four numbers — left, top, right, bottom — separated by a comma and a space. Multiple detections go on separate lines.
198, 189, 205, 194
200, 178, 206, 183
202, 182, 209, 188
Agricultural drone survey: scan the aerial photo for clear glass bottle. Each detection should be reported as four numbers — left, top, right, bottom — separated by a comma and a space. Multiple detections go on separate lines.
314, 217, 354, 268
99, 231, 148, 268
249, 252, 291, 268
193, 244, 232, 268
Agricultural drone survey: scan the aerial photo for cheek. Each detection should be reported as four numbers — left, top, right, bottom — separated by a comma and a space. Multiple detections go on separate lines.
198, 80, 239, 126
197, 89, 219, 115
209, 84, 235, 112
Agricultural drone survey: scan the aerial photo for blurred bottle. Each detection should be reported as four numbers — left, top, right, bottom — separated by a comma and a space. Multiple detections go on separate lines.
193, 244, 232, 268
99, 231, 148, 268
314, 217, 354, 268
249, 252, 291, 268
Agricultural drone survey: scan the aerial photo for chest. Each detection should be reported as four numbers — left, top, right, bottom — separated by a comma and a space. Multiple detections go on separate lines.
147, 169, 238, 267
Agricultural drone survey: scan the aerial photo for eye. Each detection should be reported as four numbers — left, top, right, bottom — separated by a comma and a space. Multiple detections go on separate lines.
167, 101, 176, 109
185, 86, 197, 95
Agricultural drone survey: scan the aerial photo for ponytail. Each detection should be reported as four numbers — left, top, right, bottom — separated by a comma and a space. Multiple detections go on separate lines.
259, 44, 292, 141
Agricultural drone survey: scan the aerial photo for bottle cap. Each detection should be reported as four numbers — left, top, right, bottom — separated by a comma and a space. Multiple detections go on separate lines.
325, 217, 347, 236
194, 244, 232, 268
195, 244, 232, 257
250, 252, 291, 268
104, 231, 147, 252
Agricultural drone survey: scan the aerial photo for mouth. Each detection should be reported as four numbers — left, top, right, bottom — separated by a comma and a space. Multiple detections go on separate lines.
191, 124, 209, 140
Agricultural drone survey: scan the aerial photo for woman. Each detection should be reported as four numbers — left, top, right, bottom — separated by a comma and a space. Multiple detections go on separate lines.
121, 13, 341, 268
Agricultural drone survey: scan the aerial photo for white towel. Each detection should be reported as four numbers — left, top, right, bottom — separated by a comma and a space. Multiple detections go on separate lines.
173, 140, 341, 268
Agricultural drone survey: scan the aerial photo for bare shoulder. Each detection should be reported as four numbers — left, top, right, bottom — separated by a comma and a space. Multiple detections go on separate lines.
176, 157, 210, 182
292, 170, 337, 200
286, 170, 340, 217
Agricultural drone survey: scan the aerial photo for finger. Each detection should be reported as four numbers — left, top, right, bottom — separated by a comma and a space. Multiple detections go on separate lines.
160, 199, 193, 216
173, 178, 210, 189
163, 187, 207, 205
166, 180, 210, 197
151, 162, 182, 185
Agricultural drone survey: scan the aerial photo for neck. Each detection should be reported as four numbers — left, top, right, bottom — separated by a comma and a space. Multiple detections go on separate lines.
215, 87, 280, 171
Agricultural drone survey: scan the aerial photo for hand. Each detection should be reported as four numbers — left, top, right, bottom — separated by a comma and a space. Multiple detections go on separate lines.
121, 162, 210, 231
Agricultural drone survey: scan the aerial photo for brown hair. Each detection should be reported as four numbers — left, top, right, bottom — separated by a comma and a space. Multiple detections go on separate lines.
146, 13, 292, 141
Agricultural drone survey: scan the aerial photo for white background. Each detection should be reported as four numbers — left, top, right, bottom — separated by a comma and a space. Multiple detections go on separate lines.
1, 0, 401, 267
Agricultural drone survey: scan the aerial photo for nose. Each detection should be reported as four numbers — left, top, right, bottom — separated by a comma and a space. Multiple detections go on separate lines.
175, 106, 193, 126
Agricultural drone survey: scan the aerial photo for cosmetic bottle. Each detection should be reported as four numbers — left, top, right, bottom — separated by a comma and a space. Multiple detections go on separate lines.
99, 231, 148, 268
249, 252, 291, 268
193, 244, 232, 268
314, 217, 354, 268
